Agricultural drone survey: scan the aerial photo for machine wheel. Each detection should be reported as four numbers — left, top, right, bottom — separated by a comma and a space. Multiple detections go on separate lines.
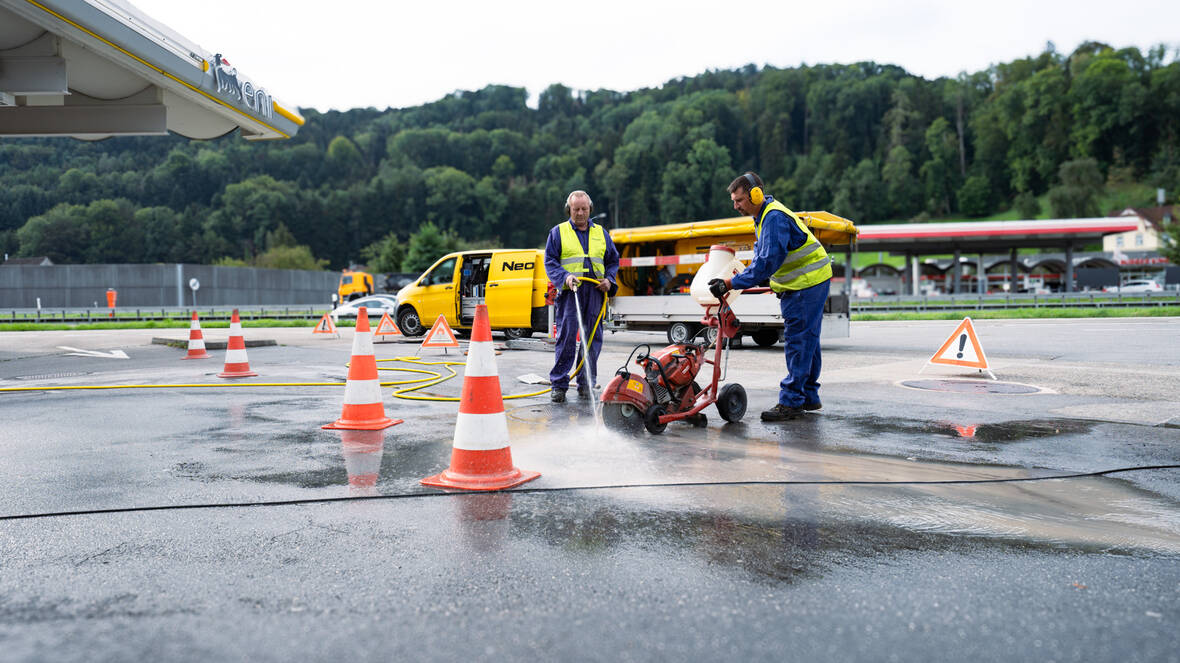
504, 327, 533, 340
716, 383, 747, 423
643, 404, 668, 434
396, 307, 425, 337
752, 328, 780, 347
667, 322, 699, 345
602, 402, 644, 433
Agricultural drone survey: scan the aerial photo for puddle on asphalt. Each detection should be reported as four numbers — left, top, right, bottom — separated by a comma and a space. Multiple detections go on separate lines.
497, 404, 1180, 555
843, 416, 1095, 443
170, 399, 1180, 557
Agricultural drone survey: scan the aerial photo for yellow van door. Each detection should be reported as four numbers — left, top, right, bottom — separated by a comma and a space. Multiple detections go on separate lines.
416, 255, 460, 327
486, 250, 536, 328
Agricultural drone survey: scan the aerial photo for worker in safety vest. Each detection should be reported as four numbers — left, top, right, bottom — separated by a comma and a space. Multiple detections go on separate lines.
543, 190, 619, 403
708, 172, 832, 421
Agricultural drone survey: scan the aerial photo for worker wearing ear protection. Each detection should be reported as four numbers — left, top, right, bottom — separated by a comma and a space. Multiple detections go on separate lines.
708, 172, 832, 421
543, 190, 620, 403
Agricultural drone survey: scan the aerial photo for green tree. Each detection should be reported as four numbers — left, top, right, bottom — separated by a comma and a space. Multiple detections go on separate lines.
254, 245, 328, 270
882, 145, 922, 219
360, 232, 408, 273
957, 175, 993, 217
16, 203, 89, 263
402, 221, 460, 272
919, 117, 960, 215
1014, 191, 1041, 219
1048, 158, 1104, 218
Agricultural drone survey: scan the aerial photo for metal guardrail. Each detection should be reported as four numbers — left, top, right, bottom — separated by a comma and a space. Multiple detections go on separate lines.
0, 305, 330, 323
3, 292, 1178, 324
851, 291, 1180, 312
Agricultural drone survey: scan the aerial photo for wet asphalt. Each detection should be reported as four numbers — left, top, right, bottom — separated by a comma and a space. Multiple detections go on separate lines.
0, 318, 1177, 662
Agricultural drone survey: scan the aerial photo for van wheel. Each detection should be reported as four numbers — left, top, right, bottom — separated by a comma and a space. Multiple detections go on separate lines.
396, 308, 425, 337
752, 328, 780, 347
667, 322, 699, 344
505, 328, 532, 340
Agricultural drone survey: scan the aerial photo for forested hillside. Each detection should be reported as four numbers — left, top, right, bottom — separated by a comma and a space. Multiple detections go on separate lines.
2, 41, 1178, 272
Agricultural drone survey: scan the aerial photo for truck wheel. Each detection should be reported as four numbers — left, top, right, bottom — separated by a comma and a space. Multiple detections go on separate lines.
505, 328, 533, 340
396, 307, 425, 337
752, 328, 780, 347
667, 322, 699, 344
716, 383, 747, 423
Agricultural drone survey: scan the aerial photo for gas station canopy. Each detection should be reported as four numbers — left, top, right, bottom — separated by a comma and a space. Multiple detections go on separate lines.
0, 0, 303, 140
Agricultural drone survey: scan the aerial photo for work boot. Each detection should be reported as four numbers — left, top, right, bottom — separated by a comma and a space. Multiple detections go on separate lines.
761, 404, 804, 421
550, 389, 567, 403
802, 400, 822, 411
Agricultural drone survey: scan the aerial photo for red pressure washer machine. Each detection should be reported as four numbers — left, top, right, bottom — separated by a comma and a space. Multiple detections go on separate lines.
600, 293, 748, 434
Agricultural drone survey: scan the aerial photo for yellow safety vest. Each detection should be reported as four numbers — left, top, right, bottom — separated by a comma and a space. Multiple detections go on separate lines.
558, 221, 606, 286
755, 200, 832, 292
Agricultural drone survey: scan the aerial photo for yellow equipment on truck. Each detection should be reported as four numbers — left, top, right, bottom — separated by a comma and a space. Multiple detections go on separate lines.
609, 212, 859, 346
337, 269, 374, 302
393, 249, 549, 339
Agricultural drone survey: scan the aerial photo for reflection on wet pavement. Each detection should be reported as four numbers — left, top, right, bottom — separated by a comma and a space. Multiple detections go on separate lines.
144, 398, 1180, 558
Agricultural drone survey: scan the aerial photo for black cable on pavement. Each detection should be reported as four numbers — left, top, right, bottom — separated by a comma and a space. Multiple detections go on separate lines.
1, 464, 1177, 523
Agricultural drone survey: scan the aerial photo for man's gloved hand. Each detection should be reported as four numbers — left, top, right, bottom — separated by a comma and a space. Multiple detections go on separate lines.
708, 278, 730, 300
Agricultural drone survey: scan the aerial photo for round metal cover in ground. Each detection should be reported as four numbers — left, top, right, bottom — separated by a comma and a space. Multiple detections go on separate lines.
901, 379, 1041, 394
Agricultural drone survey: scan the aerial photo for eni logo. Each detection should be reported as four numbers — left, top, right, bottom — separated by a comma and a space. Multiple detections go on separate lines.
212, 54, 273, 120
501, 261, 535, 271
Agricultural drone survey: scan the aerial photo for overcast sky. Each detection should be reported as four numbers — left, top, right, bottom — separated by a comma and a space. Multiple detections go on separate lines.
130, 0, 1178, 112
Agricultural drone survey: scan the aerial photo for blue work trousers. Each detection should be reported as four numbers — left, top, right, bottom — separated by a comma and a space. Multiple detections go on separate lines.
778, 279, 830, 407
548, 284, 604, 391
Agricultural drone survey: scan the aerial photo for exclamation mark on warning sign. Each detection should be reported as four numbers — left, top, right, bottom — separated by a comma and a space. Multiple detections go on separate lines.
956, 334, 967, 359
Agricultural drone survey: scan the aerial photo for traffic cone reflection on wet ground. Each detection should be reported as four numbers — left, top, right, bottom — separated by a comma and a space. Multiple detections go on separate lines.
323, 306, 403, 431
339, 429, 385, 496
217, 309, 257, 377
421, 304, 539, 491
182, 310, 211, 359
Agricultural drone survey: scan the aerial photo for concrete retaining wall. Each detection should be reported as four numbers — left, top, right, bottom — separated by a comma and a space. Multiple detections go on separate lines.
0, 264, 338, 307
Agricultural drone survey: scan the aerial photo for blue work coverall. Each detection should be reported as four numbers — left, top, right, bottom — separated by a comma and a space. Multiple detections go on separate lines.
730, 197, 831, 408
544, 220, 620, 392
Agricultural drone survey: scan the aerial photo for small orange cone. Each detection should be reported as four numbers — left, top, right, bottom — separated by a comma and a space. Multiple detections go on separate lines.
374, 312, 402, 341
313, 313, 338, 337
419, 314, 460, 352
324, 306, 403, 430
422, 304, 539, 491
181, 310, 211, 359
218, 309, 258, 378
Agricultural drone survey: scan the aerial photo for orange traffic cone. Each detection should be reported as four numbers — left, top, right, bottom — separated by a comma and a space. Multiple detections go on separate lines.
182, 310, 211, 359
421, 304, 539, 491
323, 306, 403, 430
218, 309, 258, 378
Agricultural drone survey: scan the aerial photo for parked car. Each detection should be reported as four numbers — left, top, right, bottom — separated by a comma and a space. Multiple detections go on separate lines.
1104, 280, 1163, 293
330, 295, 398, 320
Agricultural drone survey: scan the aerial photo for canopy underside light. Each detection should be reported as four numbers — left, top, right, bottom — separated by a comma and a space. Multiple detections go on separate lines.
0, 0, 303, 140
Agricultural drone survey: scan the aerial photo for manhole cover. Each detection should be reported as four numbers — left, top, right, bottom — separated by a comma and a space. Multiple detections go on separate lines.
901, 379, 1040, 394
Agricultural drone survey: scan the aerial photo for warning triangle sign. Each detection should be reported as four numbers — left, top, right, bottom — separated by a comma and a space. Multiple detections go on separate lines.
927, 317, 994, 378
419, 314, 460, 349
374, 312, 402, 338
313, 313, 338, 336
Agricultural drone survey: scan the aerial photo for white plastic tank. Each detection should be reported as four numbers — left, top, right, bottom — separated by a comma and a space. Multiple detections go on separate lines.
689, 245, 745, 307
